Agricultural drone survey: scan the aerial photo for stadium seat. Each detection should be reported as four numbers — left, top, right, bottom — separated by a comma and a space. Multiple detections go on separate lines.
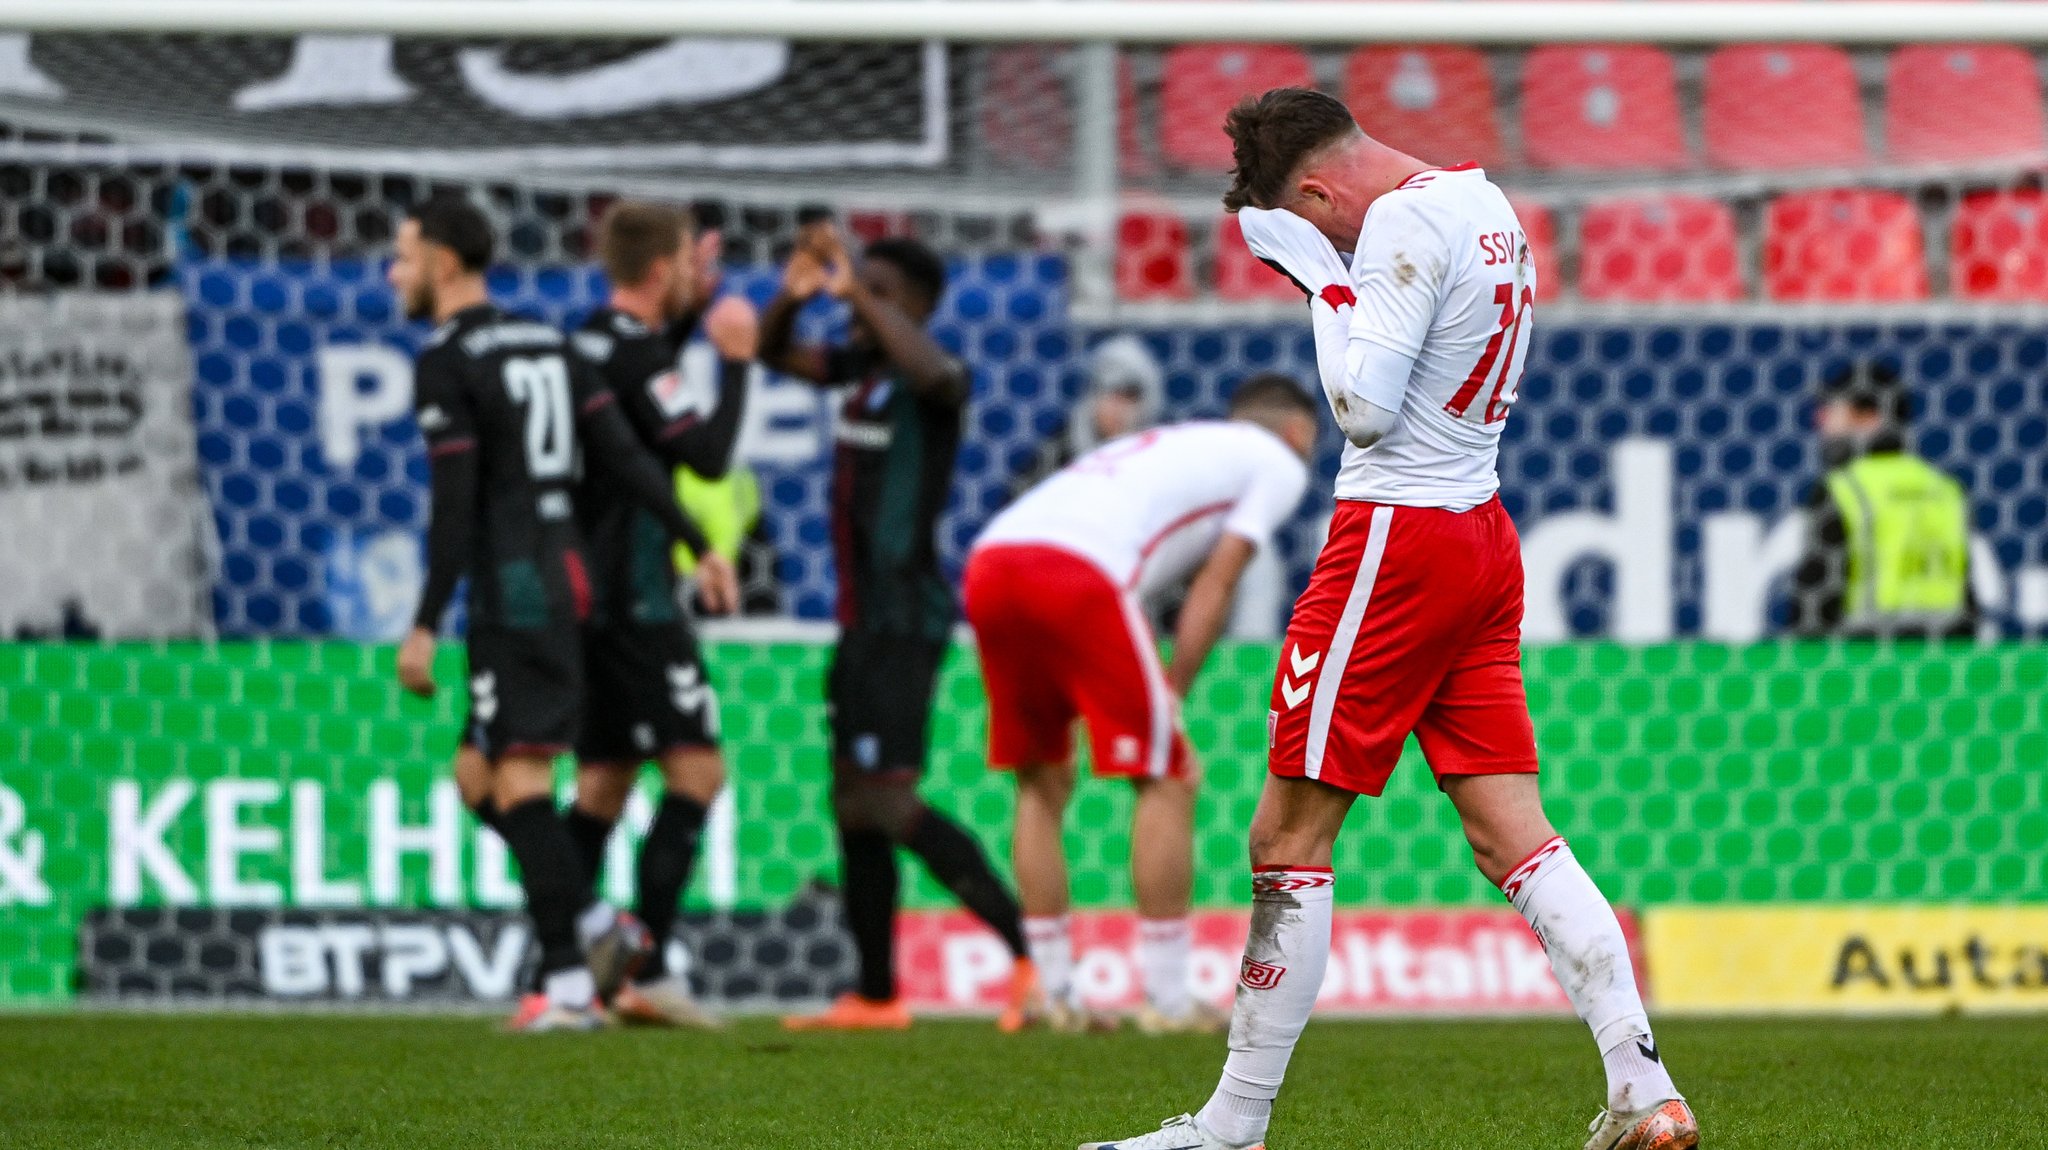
1213, 213, 1304, 301
1521, 44, 1687, 170
1507, 195, 1563, 302
1704, 44, 1866, 170
1950, 190, 2048, 301
1344, 46, 1504, 169
981, 46, 1151, 177
1159, 44, 1317, 171
1578, 195, 1745, 303
1886, 44, 2047, 166
1763, 188, 1928, 301
1118, 208, 1193, 300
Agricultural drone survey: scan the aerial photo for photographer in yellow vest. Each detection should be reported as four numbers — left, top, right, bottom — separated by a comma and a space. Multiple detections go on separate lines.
1790, 361, 1976, 638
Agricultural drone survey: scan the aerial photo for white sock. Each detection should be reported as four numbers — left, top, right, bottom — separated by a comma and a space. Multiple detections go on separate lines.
1502, 837, 1678, 1112
544, 966, 595, 1010
574, 901, 616, 950
1024, 915, 1073, 1007
1137, 917, 1193, 1018
1196, 868, 1333, 1147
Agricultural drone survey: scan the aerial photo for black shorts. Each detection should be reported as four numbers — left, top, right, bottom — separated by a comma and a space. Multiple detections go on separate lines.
576, 620, 720, 764
827, 630, 947, 775
463, 621, 582, 761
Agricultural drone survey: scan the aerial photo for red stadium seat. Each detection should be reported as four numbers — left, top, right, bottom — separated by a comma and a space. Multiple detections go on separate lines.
1704, 44, 1866, 170
1159, 44, 1317, 171
1507, 196, 1563, 303
1521, 44, 1686, 171
1345, 46, 1504, 169
1213, 213, 1304, 301
981, 46, 1152, 177
1950, 190, 2048, 300
1887, 44, 2047, 166
1118, 208, 1193, 300
1763, 189, 1928, 301
1578, 196, 1745, 303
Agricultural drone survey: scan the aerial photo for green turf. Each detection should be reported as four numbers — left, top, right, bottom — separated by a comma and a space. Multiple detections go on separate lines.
3, 1015, 2045, 1148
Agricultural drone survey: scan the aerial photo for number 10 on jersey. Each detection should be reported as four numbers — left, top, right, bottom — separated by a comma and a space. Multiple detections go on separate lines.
1444, 282, 1532, 426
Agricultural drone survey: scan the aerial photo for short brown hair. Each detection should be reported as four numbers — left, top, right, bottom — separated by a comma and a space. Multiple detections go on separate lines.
1230, 372, 1318, 421
1222, 88, 1358, 212
597, 200, 689, 287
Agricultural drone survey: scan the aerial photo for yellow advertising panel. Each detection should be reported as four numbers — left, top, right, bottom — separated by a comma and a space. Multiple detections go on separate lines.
1647, 905, 2048, 1015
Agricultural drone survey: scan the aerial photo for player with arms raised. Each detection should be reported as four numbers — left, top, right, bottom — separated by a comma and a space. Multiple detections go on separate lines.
763, 222, 1034, 1031
1081, 90, 1697, 1150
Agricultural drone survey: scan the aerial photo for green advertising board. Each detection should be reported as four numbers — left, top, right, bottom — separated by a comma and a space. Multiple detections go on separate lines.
1, 640, 2043, 1004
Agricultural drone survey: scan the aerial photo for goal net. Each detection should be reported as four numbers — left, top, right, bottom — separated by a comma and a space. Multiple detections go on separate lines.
2, 4, 2044, 1017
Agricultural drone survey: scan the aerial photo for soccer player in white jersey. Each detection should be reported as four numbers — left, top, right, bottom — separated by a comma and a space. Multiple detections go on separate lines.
967, 376, 1317, 1034
1080, 89, 1697, 1150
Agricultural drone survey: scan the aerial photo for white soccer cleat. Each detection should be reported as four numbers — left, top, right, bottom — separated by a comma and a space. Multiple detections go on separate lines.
504, 993, 607, 1033
1078, 1113, 1263, 1150
1584, 1098, 1698, 1150
611, 975, 724, 1029
1047, 1000, 1123, 1034
1132, 1001, 1230, 1036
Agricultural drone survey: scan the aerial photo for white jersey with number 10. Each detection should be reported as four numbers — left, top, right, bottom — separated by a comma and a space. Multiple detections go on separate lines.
1341, 164, 1535, 511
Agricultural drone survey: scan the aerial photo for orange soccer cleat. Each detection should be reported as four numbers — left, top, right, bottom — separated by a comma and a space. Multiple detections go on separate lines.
504, 992, 605, 1033
996, 957, 1045, 1033
1584, 1098, 1699, 1150
782, 993, 913, 1031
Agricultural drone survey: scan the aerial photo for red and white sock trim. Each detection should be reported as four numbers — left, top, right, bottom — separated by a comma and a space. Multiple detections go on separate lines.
1251, 865, 1336, 894
1498, 835, 1567, 906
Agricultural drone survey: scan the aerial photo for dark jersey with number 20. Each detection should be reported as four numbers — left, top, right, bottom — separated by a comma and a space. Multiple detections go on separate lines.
412, 304, 601, 629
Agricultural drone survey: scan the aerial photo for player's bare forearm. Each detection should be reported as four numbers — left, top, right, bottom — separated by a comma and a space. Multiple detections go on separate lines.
842, 281, 968, 405
1166, 535, 1258, 697
758, 292, 830, 383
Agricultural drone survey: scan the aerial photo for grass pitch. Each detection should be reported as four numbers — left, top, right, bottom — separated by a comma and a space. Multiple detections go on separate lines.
4, 1014, 2044, 1149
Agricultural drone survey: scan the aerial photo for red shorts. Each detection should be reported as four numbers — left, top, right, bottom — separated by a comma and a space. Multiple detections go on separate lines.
1268, 496, 1538, 797
963, 543, 1190, 779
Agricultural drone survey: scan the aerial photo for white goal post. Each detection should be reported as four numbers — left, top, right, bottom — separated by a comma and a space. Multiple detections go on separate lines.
7, 1, 2048, 43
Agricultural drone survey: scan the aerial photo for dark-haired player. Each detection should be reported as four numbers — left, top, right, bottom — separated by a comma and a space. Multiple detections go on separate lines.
761, 224, 1034, 1031
966, 375, 1315, 1035
389, 196, 725, 1032
1082, 88, 1693, 1150
556, 200, 749, 1028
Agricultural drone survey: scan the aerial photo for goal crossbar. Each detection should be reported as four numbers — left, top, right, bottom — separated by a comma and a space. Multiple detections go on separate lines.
8, 1, 2048, 44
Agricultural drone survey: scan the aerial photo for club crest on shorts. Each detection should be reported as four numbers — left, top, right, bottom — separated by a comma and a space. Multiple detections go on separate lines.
1113, 735, 1141, 764
1240, 956, 1286, 990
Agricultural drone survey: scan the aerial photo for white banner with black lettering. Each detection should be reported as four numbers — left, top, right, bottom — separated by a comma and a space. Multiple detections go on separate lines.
0, 34, 945, 171
0, 291, 215, 639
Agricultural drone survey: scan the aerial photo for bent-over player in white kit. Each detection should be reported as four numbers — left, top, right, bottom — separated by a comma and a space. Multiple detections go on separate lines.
967, 377, 1316, 1034
1081, 89, 1697, 1150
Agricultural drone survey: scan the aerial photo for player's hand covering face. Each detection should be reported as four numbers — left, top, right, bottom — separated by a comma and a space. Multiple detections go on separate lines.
1237, 207, 1351, 305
